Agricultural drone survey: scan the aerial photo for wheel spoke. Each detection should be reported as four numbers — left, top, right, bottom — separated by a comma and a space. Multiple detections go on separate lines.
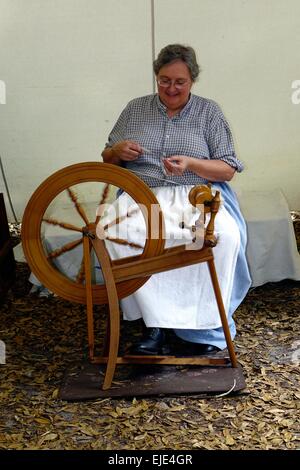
66, 187, 89, 225
43, 217, 83, 233
76, 255, 86, 284
47, 237, 83, 259
75, 240, 93, 284
95, 183, 110, 225
102, 207, 139, 231
105, 236, 143, 250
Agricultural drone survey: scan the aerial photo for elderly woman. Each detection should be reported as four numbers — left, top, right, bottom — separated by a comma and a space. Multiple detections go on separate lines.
101, 44, 251, 355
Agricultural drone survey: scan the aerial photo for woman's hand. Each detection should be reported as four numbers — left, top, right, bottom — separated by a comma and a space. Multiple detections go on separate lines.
163, 155, 190, 176
163, 155, 236, 181
111, 140, 142, 161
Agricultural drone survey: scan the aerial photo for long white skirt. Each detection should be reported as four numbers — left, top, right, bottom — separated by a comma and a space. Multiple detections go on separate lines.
101, 185, 240, 330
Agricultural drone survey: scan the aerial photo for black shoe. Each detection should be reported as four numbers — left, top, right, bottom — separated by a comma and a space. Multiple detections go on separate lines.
174, 342, 221, 357
196, 343, 221, 354
129, 328, 168, 355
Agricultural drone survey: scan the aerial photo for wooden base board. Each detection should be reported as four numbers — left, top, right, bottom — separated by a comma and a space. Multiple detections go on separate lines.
59, 361, 246, 400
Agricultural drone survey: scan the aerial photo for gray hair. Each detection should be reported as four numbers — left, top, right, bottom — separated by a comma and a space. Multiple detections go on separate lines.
153, 44, 200, 82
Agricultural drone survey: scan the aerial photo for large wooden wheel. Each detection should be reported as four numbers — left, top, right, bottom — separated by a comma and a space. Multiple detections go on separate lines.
21, 162, 165, 305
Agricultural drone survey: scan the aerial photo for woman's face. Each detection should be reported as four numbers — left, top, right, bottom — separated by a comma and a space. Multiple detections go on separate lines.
156, 60, 193, 113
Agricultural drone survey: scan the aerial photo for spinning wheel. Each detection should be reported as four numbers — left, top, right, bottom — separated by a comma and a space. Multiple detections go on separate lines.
22, 162, 238, 390
22, 162, 165, 305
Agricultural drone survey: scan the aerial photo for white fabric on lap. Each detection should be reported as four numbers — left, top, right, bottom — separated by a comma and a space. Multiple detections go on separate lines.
102, 185, 240, 330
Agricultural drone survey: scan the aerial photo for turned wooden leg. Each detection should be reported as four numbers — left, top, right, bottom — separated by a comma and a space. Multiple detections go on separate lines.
207, 259, 238, 368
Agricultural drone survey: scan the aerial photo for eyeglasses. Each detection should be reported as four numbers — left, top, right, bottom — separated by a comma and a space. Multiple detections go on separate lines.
157, 78, 190, 89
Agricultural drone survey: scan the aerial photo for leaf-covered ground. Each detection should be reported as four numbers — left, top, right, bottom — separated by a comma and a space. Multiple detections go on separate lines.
0, 225, 299, 450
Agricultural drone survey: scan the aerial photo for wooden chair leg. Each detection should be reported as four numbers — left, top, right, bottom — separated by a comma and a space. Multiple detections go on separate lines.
207, 259, 238, 368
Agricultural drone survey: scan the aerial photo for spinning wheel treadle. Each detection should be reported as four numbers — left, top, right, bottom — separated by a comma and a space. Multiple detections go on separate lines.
22, 162, 238, 391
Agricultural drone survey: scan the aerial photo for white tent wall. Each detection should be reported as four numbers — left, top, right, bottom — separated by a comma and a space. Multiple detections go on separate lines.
0, 0, 299, 221
0, 0, 153, 220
